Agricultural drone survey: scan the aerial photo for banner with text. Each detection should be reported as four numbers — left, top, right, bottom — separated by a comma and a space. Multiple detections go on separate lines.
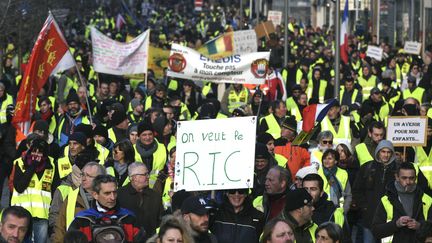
366, 45, 383, 61
387, 116, 428, 146
404, 41, 422, 55
91, 27, 149, 75
174, 117, 257, 191
167, 43, 269, 84
267, 11, 282, 27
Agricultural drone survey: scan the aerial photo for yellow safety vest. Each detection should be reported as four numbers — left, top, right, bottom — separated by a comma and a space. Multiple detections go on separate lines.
373, 102, 391, 124
162, 177, 173, 210
281, 68, 303, 84
260, 114, 282, 139
333, 207, 345, 227
320, 116, 351, 145
0, 94, 13, 124
285, 97, 297, 111
318, 167, 348, 207
414, 146, 432, 187
65, 187, 80, 230
309, 79, 327, 103
380, 193, 432, 243
57, 115, 91, 142
134, 141, 167, 188
403, 87, 425, 104
357, 75, 377, 101
274, 154, 288, 167
355, 143, 374, 166
57, 157, 73, 179
11, 158, 55, 219
227, 88, 249, 113
57, 184, 73, 201
290, 106, 302, 122
252, 195, 264, 212
339, 87, 359, 105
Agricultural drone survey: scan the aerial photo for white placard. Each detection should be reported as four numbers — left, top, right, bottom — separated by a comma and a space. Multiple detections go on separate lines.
167, 43, 269, 84
366, 45, 383, 61
267, 11, 282, 27
174, 117, 257, 191
233, 30, 258, 55
91, 27, 149, 75
387, 116, 428, 146
404, 41, 422, 55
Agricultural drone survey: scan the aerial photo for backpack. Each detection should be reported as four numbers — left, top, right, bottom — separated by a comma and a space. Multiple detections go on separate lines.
91, 216, 126, 243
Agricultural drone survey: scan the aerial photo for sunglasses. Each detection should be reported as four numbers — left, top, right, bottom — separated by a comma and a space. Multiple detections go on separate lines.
321, 140, 333, 145
227, 189, 248, 195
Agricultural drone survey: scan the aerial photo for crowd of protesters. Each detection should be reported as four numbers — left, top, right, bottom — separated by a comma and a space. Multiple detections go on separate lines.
1, 0, 432, 242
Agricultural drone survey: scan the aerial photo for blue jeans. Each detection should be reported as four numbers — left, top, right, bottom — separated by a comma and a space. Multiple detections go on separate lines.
352, 224, 376, 243
33, 218, 48, 243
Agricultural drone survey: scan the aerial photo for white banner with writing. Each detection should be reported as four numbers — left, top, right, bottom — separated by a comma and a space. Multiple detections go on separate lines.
167, 43, 269, 84
366, 45, 383, 61
387, 116, 428, 146
267, 11, 282, 27
174, 117, 257, 191
233, 30, 258, 55
91, 27, 149, 75
404, 41, 422, 55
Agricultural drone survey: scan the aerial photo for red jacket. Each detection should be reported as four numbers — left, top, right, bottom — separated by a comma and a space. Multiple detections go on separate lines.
274, 142, 310, 181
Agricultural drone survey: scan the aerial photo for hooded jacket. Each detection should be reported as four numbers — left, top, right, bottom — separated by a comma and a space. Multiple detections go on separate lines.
211, 195, 264, 243
352, 140, 398, 228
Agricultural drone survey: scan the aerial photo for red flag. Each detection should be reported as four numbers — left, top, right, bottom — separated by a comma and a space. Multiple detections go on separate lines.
13, 13, 74, 139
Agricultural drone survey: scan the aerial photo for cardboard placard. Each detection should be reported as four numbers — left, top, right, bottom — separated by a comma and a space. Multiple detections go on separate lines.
366, 45, 383, 61
386, 116, 428, 146
404, 41, 422, 55
254, 21, 276, 40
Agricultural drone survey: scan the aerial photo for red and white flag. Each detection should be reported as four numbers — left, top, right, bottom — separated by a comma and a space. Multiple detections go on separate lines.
13, 13, 74, 141
195, 0, 203, 11
116, 14, 126, 31
340, 0, 349, 64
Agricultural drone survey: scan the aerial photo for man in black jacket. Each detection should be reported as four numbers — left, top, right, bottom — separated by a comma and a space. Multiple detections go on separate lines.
211, 189, 264, 243
117, 163, 163, 240
372, 162, 432, 242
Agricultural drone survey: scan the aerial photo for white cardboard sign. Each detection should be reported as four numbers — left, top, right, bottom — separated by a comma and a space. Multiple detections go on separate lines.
233, 30, 258, 55
404, 41, 422, 55
267, 11, 282, 27
387, 116, 428, 146
167, 43, 269, 84
174, 117, 257, 191
366, 45, 383, 61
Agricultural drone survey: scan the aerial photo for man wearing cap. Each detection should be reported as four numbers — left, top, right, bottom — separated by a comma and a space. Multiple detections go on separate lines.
403, 75, 428, 104
144, 83, 167, 111
259, 100, 288, 139
93, 125, 115, 153
274, 116, 310, 181
107, 103, 129, 143
358, 64, 378, 101
57, 91, 90, 147
128, 98, 144, 124
57, 132, 87, 180
280, 188, 317, 242
133, 121, 167, 188
182, 196, 218, 243
362, 87, 391, 124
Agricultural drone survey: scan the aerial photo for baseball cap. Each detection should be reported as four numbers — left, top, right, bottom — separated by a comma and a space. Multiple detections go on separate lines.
181, 196, 209, 216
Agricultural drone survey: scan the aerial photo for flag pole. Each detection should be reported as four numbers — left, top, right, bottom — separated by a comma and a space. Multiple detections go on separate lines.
335, 0, 341, 102
75, 67, 94, 124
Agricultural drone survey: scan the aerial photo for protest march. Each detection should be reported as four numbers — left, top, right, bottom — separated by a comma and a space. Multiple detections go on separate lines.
0, 0, 432, 243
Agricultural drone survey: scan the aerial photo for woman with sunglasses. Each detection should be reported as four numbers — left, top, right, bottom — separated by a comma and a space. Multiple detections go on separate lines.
104, 139, 135, 186
211, 188, 265, 243
318, 149, 352, 214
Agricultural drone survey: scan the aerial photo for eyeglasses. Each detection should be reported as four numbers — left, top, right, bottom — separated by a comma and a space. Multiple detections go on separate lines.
80, 173, 96, 179
321, 140, 333, 145
227, 189, 248, 195
131, 172, 149, 177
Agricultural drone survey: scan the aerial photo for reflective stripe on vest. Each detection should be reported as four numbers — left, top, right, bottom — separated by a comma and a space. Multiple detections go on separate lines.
355, 143, 374, 166
0, 94, 13, 124
320, 116, 351, 144
11, 158, 55, 219
66, 188, 80, 230
357, 75, 377, 101
227, 88, 248, 113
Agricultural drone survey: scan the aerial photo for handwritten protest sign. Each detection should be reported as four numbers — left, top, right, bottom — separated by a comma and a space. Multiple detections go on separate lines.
404, 41, 422, 55
167, 43, 269, 84
233, 30, 258, 55
91, 27, 149, 75
366, 45, 383, 61
174, 117, 257, 191
267, 11, 282, 27
387, 116, 428, 146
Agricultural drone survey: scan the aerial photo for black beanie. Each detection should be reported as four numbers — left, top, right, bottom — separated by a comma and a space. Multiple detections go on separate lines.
66, 91, 80, 104
93, 125, 108, 139
137, 121, 154, 136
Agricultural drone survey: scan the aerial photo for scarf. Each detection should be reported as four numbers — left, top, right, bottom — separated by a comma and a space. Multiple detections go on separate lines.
323, 166, 343, 200
135, 140, 158, 170
24, 153, 48, 173
114, 161, 128, 176
41, 109, 53, 121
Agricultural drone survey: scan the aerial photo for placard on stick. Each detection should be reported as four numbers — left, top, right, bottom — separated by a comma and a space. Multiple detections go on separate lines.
386, 116, 428, 146
174, 117, 257, 191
